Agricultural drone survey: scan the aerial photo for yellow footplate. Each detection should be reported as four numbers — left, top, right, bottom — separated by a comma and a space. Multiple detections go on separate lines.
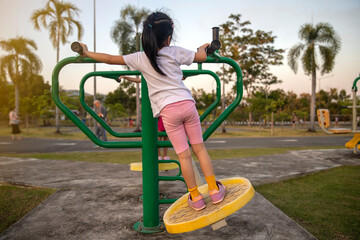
130, 162, 179, 171
163, 177, 255, 234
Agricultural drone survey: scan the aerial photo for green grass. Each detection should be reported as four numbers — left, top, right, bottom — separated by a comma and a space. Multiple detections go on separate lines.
0, 146, 343, 165
256, 166, 360, 240
0, 126, 89, 140
0, 125, 335, 141
0, 183, 56, 234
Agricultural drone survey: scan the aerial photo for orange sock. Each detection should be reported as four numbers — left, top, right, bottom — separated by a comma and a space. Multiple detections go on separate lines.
188, 186, 200, 200
205, 175, 218, 191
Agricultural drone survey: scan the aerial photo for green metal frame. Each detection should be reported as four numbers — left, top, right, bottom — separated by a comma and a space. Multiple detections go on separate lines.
77, 69, 221, 138
52, 52, 243, 233
352, 76, 360, 92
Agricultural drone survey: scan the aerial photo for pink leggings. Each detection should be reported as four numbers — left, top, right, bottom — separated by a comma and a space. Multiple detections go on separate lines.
160, 100, 203, 154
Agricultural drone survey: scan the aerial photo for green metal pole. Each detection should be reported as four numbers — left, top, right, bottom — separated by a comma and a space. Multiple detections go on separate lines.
133, 75, 164, 233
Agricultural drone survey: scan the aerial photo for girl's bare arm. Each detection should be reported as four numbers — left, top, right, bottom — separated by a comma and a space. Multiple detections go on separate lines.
80, 43, 126, 65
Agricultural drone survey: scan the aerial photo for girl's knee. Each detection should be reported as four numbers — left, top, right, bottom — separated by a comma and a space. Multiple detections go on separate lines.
191, 142, 206, 154
178, 148, 192, 159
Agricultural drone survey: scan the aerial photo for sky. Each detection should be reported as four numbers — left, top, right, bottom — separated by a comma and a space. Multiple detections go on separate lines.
0, 0, 359, 97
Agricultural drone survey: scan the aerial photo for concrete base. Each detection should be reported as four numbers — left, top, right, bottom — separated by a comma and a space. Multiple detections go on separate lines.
0, 149, 358, 239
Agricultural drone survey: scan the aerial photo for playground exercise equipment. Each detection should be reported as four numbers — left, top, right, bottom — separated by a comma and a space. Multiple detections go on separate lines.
205, 27, 221, 55
52, 27, 252, 234
163, 178, 254, 233
317, 109, 352, 134
345, 76, 360, 153
71, 41, 83, 55
318, 76, 360, 153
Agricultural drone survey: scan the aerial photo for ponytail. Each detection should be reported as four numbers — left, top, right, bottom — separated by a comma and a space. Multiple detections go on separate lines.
141, 12, 174, 76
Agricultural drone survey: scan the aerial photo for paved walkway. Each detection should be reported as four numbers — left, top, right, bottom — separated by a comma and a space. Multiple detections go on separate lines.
0, 149, 358, 239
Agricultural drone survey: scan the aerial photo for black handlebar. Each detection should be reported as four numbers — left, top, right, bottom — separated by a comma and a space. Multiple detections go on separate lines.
206, 27, 221, 55
71, 41, 83, 55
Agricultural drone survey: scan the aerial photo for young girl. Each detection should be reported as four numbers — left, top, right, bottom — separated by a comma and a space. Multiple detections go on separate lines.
79, 11, 225, 211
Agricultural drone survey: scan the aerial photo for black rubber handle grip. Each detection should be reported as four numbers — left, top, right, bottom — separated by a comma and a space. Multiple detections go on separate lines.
71, 42, 83, 55
206, 27, 221, 55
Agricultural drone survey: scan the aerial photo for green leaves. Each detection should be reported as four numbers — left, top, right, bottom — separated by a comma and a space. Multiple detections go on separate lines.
111, 5, 150, 53
31, 0, 84, 48
288, 22, 341, 76
219, 14, 284, 97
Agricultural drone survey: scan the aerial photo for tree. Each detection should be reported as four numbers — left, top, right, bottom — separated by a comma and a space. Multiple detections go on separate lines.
218, 14, 284, 128
0, 37, 42, 115
218, 14, 251, 132
111, 4, 150, 132
19, 74, 51, 128
287, 22, 341, 131
105, 80, 136, 119
31, 0, 84, 133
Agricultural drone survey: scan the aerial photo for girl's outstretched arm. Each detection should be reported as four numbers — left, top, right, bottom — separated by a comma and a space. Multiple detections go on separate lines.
79, 43, 126, 65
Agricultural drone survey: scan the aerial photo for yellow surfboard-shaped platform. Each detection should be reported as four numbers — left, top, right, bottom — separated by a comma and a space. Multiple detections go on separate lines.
130, 162, 179, 171
163, 177, 255, 234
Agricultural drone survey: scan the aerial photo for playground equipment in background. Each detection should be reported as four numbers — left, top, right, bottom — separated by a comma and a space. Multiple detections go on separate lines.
317, 109, 352, 134
345, 76, 360, 153
53, 27, 253, 234
345, 133, 360, 153
318, 76, 360, 153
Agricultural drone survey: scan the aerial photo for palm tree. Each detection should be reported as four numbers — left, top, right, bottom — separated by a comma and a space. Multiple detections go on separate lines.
31, 0, 84, 133
0, 37, 42, 115
288, 22, 341, 131
111, 4, 150, 132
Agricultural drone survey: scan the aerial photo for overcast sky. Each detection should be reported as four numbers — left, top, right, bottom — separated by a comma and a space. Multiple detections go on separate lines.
0, 0, 359, 97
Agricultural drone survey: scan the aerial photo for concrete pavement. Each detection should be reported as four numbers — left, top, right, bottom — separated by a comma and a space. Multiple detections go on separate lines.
0, 148, 358, 239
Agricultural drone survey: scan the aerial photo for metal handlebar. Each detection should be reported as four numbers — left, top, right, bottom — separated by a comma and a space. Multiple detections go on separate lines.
206, 27, 221, 55
71, 42, 83, 55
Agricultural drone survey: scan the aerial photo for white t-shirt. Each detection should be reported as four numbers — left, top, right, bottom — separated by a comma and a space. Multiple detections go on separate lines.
123, 46, 195, 117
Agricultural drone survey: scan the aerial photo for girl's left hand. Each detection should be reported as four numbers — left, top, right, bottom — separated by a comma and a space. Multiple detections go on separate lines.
79, 43, 89, 57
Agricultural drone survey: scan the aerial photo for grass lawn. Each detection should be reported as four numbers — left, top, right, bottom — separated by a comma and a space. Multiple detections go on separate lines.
256, 166, 360, 240
0, 125, 333, 140
1, 146, 343, 165
0, 182, 56, 234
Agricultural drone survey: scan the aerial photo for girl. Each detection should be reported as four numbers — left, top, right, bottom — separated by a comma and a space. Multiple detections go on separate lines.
79, 11, 225, 211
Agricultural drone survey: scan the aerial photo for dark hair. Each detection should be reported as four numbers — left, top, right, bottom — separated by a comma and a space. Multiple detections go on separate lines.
141, 12, 174, 75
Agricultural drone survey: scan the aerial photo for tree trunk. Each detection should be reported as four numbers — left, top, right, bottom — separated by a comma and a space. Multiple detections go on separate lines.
221, 63, 226, 134
308, 70, 317, 132
25, 114, 29, 133
55, 26, 61, 134
248, 112, 252, 127
271, 112, 274, 136
15, 84, 20, 115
